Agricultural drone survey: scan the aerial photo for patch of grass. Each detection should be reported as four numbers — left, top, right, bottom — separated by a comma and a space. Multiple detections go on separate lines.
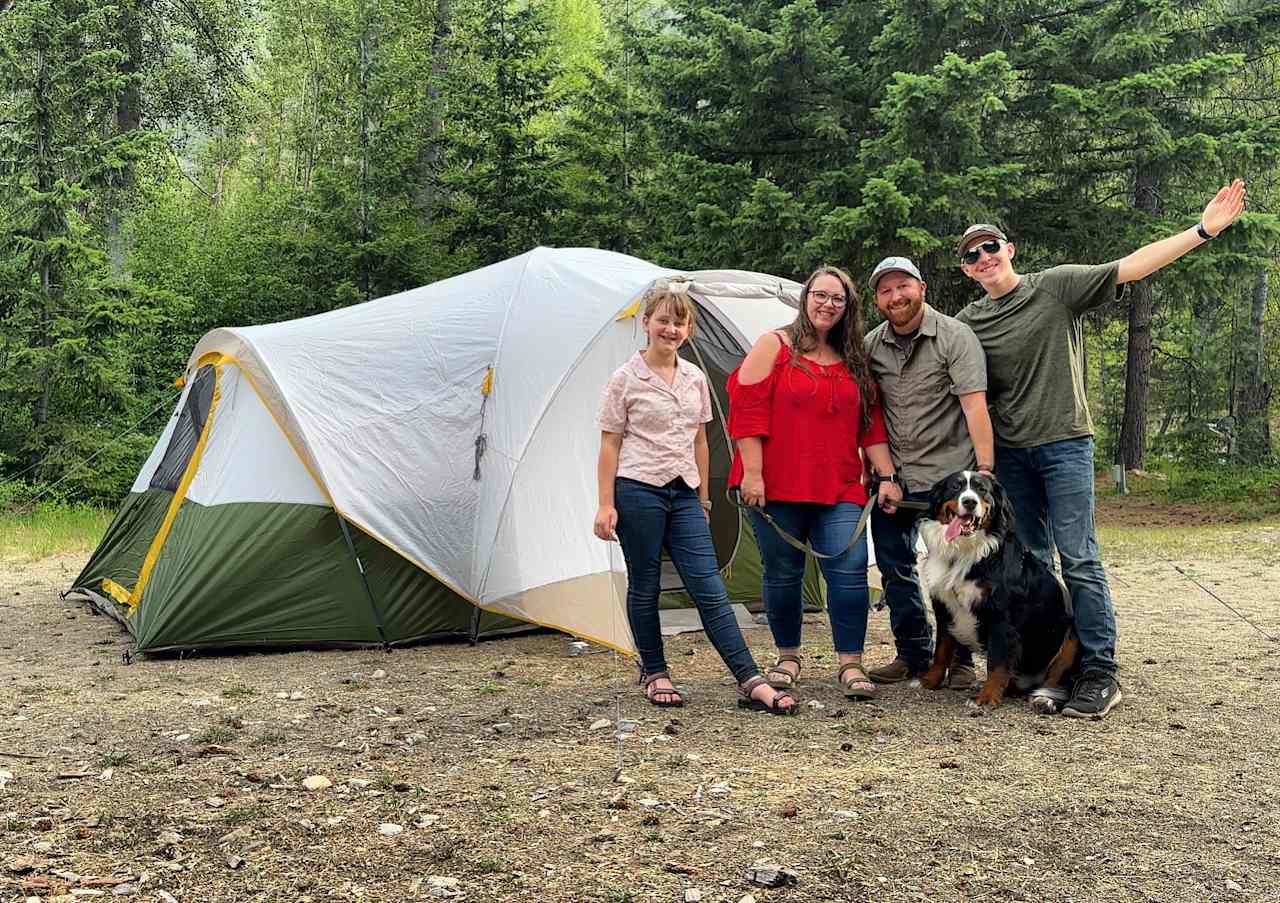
222, 685, 257, 698
195, 725, 235, 744
224, 804, 270, 826
98, 750, 133, 768
1109, 465, 1280, 519
1099, 522, 1280, 563
474, 681, 507, 694
472, 857, 505, 875
1158, 465, 1280, 514
252, 729, 289, 748
0, 502, 112, 563
99, 828, 147, 851
134, 757, 173, 774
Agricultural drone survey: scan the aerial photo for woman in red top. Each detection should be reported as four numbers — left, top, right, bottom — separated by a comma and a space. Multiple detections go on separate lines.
729, 266, 902, 700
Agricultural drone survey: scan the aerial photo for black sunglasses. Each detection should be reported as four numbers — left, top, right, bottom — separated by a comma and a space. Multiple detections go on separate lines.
960, 239, 1003, 265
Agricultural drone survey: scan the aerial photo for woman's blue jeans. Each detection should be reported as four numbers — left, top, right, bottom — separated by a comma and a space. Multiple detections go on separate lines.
613, 477, 760, 683
747, 501, 870, 654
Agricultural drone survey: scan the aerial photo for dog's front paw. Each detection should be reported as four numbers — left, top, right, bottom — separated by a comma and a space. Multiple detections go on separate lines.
965, 698, 995, 716
1029, 687, 1068, 716
973, 689, 1003, 710
1030, 695, 1061, 716
918, 667, 947, 690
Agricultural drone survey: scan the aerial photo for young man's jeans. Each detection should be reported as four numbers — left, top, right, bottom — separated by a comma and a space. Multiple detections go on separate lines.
613, 477, 759, 684
995, 436, 1118, 675
871, 492, 973, 673
747, 501, 870, 654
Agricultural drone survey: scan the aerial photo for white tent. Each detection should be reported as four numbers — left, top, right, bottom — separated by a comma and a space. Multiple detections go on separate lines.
74, 247, 825, 655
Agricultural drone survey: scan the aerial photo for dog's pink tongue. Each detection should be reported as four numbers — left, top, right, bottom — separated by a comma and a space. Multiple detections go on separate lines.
945, 518, 964, 542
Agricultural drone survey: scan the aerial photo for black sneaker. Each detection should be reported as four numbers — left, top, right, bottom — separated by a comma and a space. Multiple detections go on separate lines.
1061, 670, 1122, 719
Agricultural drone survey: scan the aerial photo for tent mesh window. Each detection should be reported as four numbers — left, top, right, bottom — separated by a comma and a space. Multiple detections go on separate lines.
150, 365, 217, 492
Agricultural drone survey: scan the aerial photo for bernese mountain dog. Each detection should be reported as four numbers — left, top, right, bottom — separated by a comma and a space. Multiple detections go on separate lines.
917, 470, 1080, 714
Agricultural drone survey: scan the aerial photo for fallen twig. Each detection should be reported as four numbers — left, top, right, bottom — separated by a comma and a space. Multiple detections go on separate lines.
0, 750, 46, 759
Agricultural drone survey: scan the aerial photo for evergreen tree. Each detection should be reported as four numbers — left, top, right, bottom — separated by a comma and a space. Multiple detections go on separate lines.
440, 0, 567, 265
0, 0, 157, 488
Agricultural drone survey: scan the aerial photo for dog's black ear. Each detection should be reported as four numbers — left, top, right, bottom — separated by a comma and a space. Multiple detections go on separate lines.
929, 476, 949, 518
990, 477, 1017, 538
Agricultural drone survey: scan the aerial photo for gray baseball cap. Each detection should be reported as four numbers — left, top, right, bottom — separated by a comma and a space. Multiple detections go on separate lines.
957, 223, 1008, 255
868, 256, 923, 290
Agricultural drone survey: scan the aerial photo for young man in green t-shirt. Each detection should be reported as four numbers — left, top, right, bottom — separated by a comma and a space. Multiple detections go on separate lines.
956, 179, 1246, 719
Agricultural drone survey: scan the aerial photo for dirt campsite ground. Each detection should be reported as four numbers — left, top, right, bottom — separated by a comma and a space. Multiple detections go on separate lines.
3, 503, 1280, 903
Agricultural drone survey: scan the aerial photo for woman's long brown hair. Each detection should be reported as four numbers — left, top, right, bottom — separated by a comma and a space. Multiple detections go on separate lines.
782, 265, 876, 431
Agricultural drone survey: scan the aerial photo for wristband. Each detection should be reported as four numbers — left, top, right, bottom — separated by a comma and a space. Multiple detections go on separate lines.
878, 473, 900, 485
1196, 221, 1215, 241
699, 498, 712, 511
977, 463, 995, 473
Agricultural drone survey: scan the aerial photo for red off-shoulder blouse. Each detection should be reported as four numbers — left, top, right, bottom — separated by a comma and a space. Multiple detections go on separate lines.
728, 338, 887, 506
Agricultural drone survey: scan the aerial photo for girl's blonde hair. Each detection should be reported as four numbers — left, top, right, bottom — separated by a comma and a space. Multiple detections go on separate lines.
641, 279, 697, 334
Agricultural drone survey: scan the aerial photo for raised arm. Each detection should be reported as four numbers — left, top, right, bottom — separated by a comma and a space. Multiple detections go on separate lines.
1114, 180, 1245, 285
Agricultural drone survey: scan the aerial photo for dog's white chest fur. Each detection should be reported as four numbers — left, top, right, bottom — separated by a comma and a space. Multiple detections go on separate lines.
919, 521, 1000, 652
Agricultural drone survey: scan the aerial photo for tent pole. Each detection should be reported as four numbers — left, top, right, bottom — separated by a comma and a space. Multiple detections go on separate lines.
468, 605, 482, 646
337, 515, 391, 651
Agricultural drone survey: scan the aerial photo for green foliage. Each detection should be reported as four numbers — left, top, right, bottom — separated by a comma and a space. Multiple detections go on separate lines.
1, 0, 1278, 505
1160, 465, 1280, 512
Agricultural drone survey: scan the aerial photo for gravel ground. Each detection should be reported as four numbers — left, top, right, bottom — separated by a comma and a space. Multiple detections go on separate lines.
2, 533, 1279, 903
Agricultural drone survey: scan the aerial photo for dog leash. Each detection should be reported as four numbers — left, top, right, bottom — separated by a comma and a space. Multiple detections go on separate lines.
679, 324, 931, 562
725, 484, 929, 560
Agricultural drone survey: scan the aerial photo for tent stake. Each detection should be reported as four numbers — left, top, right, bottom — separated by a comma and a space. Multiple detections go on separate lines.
337, 515, 391, 650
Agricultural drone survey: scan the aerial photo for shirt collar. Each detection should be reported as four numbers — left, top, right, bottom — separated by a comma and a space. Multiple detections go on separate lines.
627, 350, 689, 385
879, 304, 938, 346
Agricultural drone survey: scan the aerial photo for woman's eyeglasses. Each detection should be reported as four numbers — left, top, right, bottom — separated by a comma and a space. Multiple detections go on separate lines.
809, 290, 847, 307
960, 239, 1003, 265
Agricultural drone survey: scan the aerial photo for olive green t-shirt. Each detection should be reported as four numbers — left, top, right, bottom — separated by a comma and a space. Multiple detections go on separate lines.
956, 264, 1122, 449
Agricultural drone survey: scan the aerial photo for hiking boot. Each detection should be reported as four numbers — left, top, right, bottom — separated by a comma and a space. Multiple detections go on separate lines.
867, 658, 918, 684
945, 663, 980, 690
1061, 670, 1123, 719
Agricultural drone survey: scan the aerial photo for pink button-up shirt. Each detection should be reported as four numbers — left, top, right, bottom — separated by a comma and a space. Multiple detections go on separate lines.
597, 351, 713, 489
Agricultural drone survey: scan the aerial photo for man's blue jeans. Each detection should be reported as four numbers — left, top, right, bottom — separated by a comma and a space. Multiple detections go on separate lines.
613, 477, 760, 683
747, 501, 870, 654
995, 437, 1118, 674
871, 491, 973, 672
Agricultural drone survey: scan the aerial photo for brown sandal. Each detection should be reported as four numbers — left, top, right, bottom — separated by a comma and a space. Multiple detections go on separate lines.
765, 654, 802, 690
639, 670, 685, 708
836, 662, 876, 701
737, 675, 798, 716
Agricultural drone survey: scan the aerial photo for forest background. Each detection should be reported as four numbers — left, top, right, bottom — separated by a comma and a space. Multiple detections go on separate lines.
3, 0, 1280, 515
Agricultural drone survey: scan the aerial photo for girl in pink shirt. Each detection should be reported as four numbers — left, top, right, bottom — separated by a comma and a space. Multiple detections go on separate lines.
595, 282, 796, 714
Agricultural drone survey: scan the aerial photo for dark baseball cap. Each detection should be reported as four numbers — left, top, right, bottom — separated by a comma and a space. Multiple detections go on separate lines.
868, 256, 923, 290
957, 223, 1008, 256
